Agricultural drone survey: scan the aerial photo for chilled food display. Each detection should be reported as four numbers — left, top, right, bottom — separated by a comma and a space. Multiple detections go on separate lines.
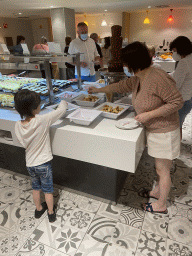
83, 95, 99, 102
0, 94, 14, 107
101, 104, 124, 114
108, 25, 124, 72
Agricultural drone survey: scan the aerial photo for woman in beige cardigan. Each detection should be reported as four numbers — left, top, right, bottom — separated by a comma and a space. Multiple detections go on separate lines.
89, 41, 183, 214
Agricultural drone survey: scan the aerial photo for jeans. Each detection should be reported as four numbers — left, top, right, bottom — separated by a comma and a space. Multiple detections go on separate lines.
27, 161, 53, 193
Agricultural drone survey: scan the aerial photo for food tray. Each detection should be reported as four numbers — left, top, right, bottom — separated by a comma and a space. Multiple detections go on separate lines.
73, 94, 103, 107
56, 91, 82, 103
66, 108, 102, 126
96, 102, 130, 119
46, 102, 79, 117
82, 82, 101, 91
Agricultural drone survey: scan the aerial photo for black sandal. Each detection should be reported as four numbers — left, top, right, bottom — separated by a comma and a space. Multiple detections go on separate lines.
138, 189, 158, 200
141, 202, 168, 214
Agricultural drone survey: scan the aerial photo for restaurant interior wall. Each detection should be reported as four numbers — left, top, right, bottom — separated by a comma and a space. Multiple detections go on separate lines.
0, 17, 34, 51
30, 18, 52, 45
129, 8, 192, 47
75, 13, 122, 39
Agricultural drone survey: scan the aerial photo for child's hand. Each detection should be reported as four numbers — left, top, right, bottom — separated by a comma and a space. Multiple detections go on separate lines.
62, 100, 68, 109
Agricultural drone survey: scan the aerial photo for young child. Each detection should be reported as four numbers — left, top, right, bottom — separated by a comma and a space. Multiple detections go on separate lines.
14, 89, 67, 222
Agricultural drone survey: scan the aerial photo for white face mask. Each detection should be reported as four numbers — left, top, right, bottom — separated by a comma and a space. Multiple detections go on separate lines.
80, 34, 88, 41
123, 67, 132, 76
172, 52, 181, 61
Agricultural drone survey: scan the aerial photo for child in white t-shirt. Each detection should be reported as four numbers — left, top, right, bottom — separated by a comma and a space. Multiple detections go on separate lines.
14, 89, 67, 222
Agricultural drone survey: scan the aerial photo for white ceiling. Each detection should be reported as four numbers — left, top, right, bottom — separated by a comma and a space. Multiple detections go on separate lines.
0, 0, 192, 18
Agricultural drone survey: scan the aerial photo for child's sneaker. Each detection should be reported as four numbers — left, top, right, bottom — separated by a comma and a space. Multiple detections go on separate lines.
35, 202, 48, 219
48, 210, 56, 223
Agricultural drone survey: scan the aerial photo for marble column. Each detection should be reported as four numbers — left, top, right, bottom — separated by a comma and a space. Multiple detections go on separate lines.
50, 7, 76, 43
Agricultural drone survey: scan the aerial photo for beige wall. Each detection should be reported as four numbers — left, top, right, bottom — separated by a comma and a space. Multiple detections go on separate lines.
0, 18, 34, 51
30, 18, 51, 45
75, 13, 122, 38
129, 8, 192, 47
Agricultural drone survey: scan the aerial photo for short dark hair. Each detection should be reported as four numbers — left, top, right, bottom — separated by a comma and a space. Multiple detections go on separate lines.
104, 37, 111, 49
14, 89, 41, 119
90, 33, 98, 41
40, 36, 47, 44
122, 41, 151, 73
170, 36, 192, 56
16, 35, 25, 45
77, 22, 87, 28
65, 36, 72, 46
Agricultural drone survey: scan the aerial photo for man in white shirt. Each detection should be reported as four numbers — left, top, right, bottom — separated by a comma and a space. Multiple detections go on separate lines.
68, 22, 100, 82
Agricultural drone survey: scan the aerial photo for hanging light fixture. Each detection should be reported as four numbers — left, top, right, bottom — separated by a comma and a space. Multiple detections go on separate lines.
84, 15, 88, 26
101, 14, 107, 26
167, 9, 174, 23
144, 11, 150, 24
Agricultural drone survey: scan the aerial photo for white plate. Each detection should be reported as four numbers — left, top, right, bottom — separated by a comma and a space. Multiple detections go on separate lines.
116, 118, 141, 130
81, 83, 101, 90
66, 108, 102, 126
96, 102, 130, 120
46, 102, 79, 117
73, 94, 103, 107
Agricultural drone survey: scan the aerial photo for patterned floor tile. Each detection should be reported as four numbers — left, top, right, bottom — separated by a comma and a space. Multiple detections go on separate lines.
119, 206, 145, 229
56, 201, 76, 227
174, 182, 192, 206
77, 197, 102, 214
166, 239, 192, 256
0, 185, 21, 209
87, 214, 117, 243
0, 226, 26, 256
142, 211, 169, 238
30, 217, 85, 255
105, 244, 135, 256
117, 190, 148, 210
74, 234, 109, 256
97, 202, 122, 221
1, 173, 31, 190
137, 231, 166, 256
65, 209, 95, 233
110, 222, 140, 252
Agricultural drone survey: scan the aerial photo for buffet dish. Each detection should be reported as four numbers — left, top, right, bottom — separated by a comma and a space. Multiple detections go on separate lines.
73, 94, 103, 107
46, 102, 79, 117
96, 102, 130, 119
66, 108, 102, 126
57, 91, 82, 103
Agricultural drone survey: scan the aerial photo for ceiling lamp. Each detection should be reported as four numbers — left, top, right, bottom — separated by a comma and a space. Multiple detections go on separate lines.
101, 14, 107, 26
167, 9, 174, 23
144, 11, 150, 24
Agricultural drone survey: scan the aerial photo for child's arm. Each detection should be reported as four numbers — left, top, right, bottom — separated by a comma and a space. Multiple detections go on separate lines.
43, 100, 68, 126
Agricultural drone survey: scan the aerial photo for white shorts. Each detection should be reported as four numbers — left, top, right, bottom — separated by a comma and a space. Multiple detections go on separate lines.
146, 127, 180, 160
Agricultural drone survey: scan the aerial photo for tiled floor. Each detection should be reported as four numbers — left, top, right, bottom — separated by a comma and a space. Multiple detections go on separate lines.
0, 111, 192, 256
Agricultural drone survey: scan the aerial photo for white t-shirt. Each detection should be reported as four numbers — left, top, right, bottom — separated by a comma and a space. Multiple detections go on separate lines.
68, 37, 99, 77
15, 100, 67, 167
170, 53, 192, 101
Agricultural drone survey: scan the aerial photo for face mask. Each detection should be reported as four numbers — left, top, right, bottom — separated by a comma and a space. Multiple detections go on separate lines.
172, 52, 181, 61
123, 67, 132, 76
80, 34, 88, 41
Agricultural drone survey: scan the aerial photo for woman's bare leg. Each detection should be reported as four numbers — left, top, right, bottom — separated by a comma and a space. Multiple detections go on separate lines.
144, 158, 172, 211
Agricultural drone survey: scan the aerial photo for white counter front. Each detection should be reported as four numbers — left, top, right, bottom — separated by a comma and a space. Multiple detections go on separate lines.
0, 108, 145, 173
154, 59, 176, 72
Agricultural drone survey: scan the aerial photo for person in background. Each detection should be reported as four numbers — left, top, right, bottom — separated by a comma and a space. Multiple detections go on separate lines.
147, 45, 161, 68
64, 36, 75, 79
169, 36, 192, 139
32, 36, 49, 55
89, 41, 183, 214
64, 36, 72, 54
68, 22, 100, 82
14, 90, 68, 223
90, 33, 103, 71
12, 35, 25, 54
101, 37, 111, 66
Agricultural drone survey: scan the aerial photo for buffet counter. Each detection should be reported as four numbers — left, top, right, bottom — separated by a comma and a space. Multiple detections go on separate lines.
0, 106, 145, 203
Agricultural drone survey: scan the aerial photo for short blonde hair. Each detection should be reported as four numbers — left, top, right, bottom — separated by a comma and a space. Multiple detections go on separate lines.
147, 45, 156, 57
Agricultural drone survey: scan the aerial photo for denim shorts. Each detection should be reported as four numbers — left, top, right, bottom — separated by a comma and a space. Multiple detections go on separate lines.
178, 98, 192, 127
27, 161, 53, 193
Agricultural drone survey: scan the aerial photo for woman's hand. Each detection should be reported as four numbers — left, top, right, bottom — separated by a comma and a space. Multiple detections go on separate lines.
88, 87, 98, 94
135, 112, 152, 124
